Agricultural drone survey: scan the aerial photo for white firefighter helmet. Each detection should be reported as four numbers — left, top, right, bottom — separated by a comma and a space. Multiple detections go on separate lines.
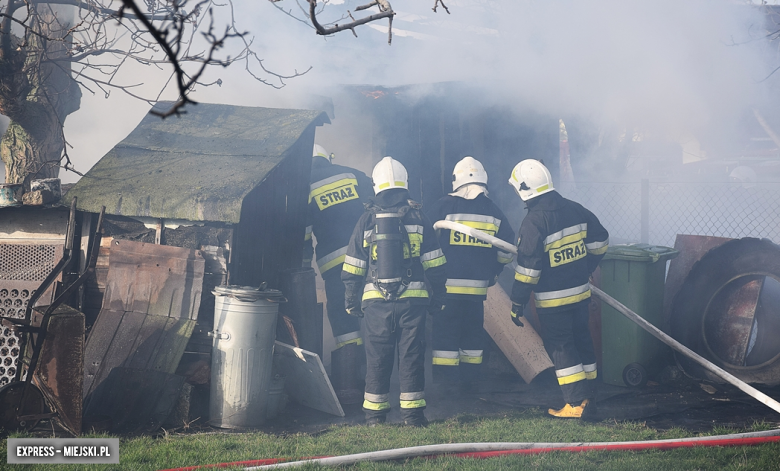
372, 156, 408, 194
313, 144, 331, 162
452, 156, 488, 191
508, 159, 554, 201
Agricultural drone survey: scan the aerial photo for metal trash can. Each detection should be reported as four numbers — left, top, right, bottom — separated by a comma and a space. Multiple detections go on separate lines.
209, 285, 284, 428
600, 244, 679, 387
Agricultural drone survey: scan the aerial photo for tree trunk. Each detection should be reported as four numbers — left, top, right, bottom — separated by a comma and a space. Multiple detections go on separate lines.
1, 103, 65, 185
0, 5, 80, 187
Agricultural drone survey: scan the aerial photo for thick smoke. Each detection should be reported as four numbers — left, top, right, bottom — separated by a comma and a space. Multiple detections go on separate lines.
57, 0, 778, 182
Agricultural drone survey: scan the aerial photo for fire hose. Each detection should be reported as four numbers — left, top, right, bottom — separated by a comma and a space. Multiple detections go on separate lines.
159, 430, 780, 470
432, 220, 780, 415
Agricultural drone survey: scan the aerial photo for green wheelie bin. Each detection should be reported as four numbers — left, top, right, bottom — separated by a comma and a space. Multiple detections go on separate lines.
599, 244, 679, 387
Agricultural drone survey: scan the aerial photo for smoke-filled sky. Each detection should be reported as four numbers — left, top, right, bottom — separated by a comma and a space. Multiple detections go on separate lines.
32, 0, 780, 182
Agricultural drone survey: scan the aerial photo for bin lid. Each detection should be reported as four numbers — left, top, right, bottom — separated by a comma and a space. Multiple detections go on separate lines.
213, 284, 283, 301
603, 244, 679, 263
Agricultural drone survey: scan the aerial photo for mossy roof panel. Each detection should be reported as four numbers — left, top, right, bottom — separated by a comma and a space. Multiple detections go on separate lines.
67, 103, 328, 223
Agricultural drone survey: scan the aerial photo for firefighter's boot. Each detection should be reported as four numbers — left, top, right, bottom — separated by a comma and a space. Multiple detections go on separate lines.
548, 399, 589, 418
331, 343, 363, 405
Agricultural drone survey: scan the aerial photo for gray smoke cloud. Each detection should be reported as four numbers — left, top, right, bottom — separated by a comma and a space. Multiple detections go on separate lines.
55, 0, 778, 182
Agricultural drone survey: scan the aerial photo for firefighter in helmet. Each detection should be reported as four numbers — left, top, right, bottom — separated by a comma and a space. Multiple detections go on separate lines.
508, 159, 609, 418
342, 157, 447, 426
305, 144, 373, 404
427, 156, 515, 393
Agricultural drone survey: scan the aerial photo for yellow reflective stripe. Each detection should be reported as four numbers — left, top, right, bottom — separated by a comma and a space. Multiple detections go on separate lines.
319, 254, 346, 273
400, 399, 426, 409
515, 264, 541, 284
557, 371, 587, 385
445, 285, 488, 295
407, 233, 423, 258
459, 350, 483, 364
336, 337, 363, 349
317, 246, 348, 273
584, 370, 597, 380
310, 173, 358, 197
362, 283, 429, 300
363, 400, 390, 411
304, 226, 313, 241
422, 256, 446, 270
432, 357, 459, 366
535, 289, 591, 308
585, 238, 609, 251
545, 230, 587, 252
536, 184, 549, 193
515, 272, 540, 284
363, 290, 384, 300
395, 181, 405, 187
433, 350, 459, 365
544, 224, 588, 251
587, 243, 609, 255
342, 263, 366, 276
535, 284, 591, 308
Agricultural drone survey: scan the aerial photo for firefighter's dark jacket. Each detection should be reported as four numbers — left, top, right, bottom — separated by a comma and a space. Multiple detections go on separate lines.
511, 191, 609, 314
342, 189, 448, 306
427, 193, 515, 301
305, 158, 373, 273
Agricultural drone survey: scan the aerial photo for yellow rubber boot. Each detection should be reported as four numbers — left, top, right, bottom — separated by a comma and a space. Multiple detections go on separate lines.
548, 399, 589, 418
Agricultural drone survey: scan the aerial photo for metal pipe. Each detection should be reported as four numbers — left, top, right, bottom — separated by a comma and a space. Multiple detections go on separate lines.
432, 220, 780, 415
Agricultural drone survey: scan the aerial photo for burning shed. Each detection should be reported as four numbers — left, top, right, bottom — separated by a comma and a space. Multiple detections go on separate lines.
60, 103, 329, 432
67, 102, 329, 289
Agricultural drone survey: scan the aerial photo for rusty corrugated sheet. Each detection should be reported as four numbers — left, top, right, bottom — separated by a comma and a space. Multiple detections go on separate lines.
83, 240, 204, 418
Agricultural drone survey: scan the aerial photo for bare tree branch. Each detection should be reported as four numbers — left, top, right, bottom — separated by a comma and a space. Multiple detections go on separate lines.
307, 0, 395, 44
432, 0, 450, 14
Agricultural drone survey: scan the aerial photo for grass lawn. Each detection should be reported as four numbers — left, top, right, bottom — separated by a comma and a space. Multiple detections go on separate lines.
2, 408, 779, 470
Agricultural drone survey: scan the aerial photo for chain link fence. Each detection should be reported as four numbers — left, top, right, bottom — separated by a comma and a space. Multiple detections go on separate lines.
560, 181, 780, 248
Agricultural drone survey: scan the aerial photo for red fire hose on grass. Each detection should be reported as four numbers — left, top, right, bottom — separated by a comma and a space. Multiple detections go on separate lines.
159, 430, 780, 470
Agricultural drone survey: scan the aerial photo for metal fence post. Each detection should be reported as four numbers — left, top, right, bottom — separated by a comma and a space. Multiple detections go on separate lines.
641, 179, 649, 243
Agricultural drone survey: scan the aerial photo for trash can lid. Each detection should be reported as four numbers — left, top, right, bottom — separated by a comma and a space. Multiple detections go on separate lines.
213, 284, 283, 301
603, 244, 679, 263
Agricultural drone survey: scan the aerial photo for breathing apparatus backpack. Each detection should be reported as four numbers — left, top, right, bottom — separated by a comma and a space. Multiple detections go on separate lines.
367, 204, 414, 301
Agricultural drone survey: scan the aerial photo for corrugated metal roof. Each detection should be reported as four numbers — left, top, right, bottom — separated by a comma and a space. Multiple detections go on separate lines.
67, 103, 329, 223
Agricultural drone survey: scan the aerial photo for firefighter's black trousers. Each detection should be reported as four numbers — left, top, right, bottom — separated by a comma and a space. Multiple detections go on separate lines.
322, 267, 361, 342
362, 299, 427, 420
432, 299, 485, 385
538, 302, 597, 405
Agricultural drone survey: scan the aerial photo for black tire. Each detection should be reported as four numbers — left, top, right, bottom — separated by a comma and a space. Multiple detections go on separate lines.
669, 238, 780, 385
0, 381, 45, 432
623, 362, 648, 388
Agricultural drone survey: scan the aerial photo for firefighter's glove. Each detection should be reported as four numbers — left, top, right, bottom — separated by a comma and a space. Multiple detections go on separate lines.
345, 297, 363, 318
510, 303, 525, 327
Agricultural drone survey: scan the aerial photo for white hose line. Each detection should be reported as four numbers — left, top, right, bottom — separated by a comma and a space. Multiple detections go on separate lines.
244, 430, 780, 469
590, 284, 780, 415
433, 220, 780, 415
433, 220, 517, 254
